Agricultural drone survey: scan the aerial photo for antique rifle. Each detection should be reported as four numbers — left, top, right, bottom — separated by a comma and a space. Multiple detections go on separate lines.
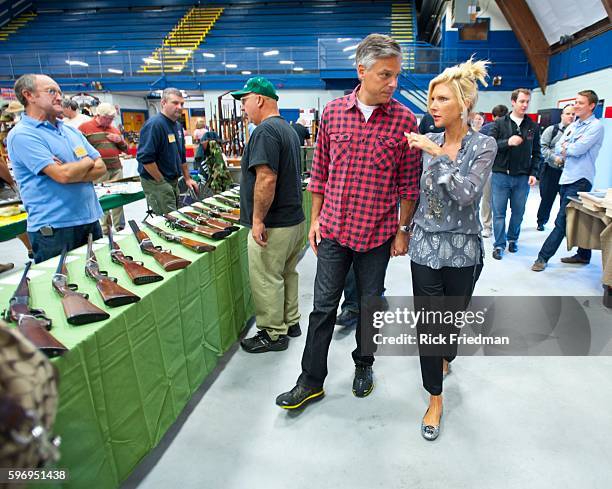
85, 234, 140, 307
109, 229, 163, 285
143, 219, 216, 253
4, 262, 68, 357
163, 213, 232, 240
214, 194, 240, 209
191, 202, 241, 223
129, 220, 191, 271
178, 210, 239, 232
52, 247, 110, 325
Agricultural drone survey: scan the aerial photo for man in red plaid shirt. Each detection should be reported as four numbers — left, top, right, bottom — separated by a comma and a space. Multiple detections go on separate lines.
277, 34, 421, 410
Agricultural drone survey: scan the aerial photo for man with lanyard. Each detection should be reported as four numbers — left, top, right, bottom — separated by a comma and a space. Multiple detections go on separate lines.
7, 74, 106, 263
531, 90, 604, 272
137, 88, 198, 214
276, 34, 420, 410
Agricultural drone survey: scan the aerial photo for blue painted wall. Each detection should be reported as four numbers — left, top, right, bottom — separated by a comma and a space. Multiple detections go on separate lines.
439, 16, 536, 89
548, 30, 612, 84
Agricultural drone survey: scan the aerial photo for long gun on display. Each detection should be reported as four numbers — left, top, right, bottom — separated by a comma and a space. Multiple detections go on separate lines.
179, 210, 239, 232
164, 213, 232, 240
4, 262, 68, 358
85, 234, 140, 307
220, 192, 240, 203
128, 220, 192, 271
191, 202, 241, 223
52, 247, 110, 325
201, 198, 240, 215
213, 195, 240, 209
143, 219, 216, 253
108, 229, 164, 285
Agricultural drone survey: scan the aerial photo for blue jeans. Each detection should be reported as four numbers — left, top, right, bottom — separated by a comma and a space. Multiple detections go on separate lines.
491, 173, 530, 249
298, 237, 392, 388
29, 221, 102, 264
537, 178, 592, 262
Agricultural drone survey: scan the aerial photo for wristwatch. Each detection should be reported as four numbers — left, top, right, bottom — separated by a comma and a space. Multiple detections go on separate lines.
399, 225, 411, 233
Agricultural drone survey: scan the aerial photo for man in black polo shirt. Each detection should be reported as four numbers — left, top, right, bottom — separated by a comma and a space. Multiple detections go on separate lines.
137, 88, 198, 214
231, 77, 306, 353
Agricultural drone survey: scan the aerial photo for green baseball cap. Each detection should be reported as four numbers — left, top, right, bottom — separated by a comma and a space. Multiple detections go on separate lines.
230, 76, 279, 101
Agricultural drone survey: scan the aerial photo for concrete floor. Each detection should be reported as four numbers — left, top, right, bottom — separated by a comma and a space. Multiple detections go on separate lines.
2, 188, 611, 488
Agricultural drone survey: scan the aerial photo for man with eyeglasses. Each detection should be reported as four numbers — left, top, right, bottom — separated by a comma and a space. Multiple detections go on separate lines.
231, 77, 306, 353
7, 74, 107, 263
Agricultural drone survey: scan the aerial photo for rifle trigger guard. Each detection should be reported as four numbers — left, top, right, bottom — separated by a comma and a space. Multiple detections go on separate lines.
68, 283, 79, 291
154, 245, 163, 251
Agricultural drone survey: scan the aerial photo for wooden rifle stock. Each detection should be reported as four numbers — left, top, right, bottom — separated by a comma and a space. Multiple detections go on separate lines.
191, 202, 241, 223
5, 261, 68, 358
143, 220, 216, 253
165, 213, 231, 240
128, 220, 191, 271
182, 210, 239, 232
53, 248, 110, 325
108, 231, 163, 285
86, 233, 140, 307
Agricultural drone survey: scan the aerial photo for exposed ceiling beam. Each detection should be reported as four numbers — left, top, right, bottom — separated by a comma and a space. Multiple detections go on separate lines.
602, 0, 612, 21
495, 0, 550, 93
550, 18, 611, 55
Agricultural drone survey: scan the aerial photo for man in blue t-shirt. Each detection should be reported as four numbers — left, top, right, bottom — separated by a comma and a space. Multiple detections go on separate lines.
7, 74, 107, 263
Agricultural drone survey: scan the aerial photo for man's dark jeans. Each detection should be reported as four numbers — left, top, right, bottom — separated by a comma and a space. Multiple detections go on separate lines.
298, 237, 392, 389
538, 178, 592, 263
340, 265, 359, 314
536, 165, 562, 227
29, 221, 102, 264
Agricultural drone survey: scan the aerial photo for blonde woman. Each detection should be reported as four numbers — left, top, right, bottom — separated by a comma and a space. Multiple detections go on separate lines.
406, 59, 497, 440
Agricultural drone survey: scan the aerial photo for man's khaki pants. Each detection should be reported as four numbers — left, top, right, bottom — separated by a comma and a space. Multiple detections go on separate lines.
247, 220, 306, 340
95, 168, 125, 233
140, 177, 180, 215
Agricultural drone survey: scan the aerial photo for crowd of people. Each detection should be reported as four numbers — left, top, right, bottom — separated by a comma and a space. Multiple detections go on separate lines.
1, 32, 605, 441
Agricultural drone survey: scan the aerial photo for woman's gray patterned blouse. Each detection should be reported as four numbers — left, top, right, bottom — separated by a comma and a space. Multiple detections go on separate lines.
409, 129, 497, 269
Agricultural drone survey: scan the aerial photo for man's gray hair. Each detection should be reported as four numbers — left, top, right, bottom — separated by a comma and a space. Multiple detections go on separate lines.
355, 34, 402, 70
162, 87, 183, 101
14, 74, 38, 107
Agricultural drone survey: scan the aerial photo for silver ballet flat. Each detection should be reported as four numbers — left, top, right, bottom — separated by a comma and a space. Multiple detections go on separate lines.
421, 408, 443, 441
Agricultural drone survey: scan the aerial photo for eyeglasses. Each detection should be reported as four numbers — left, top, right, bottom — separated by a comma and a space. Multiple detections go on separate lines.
42, 87, 62, 98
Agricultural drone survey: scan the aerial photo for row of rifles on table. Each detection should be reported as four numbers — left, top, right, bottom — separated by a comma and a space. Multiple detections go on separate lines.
2, 188, 242, 358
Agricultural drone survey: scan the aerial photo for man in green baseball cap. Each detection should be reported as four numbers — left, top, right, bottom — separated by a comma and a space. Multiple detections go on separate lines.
232, 76, 306, 354
230, 76, 279, 101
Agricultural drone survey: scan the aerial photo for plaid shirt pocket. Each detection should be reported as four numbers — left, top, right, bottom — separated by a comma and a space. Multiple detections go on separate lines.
371, 135, 401, 170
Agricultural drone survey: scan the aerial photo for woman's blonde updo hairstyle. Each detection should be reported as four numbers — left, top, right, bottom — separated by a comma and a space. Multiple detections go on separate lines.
427, 57, 489, 121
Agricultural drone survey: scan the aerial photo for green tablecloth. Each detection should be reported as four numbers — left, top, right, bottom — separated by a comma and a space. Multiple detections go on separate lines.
0, 192, 145, 242
0, 191, 312, 488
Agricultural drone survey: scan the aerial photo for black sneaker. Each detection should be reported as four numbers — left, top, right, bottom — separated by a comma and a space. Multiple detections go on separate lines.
276, 384, 324, 409
287, 323, 302, 338
492, 248, 503, 260
537, 224, 545, 231
240, 330, 289, 353
352, 365, 374, 397
508, 241, 518, 253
